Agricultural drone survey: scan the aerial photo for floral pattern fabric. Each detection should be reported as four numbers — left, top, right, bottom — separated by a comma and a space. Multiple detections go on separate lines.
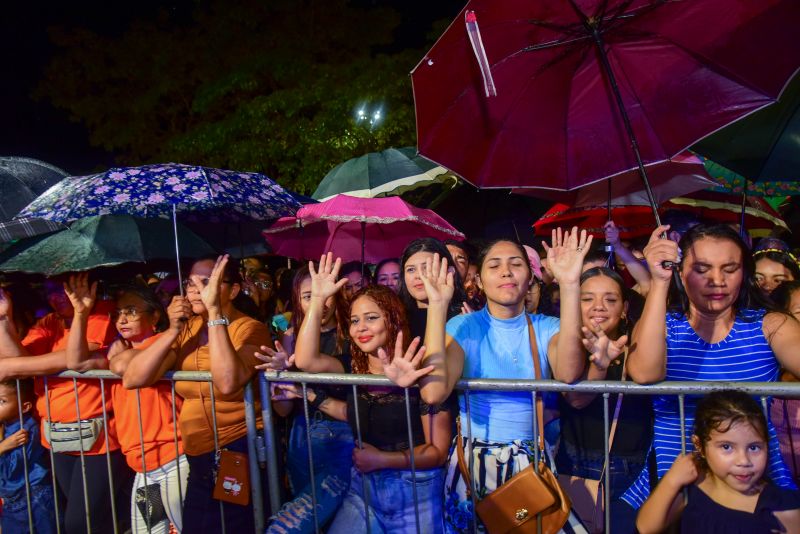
20, 163, 300, 223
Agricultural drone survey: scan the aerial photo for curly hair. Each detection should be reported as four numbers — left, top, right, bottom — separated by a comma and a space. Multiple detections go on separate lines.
348, 285, 409, 375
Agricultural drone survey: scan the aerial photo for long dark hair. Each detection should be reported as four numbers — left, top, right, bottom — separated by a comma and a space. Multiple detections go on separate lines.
398, 238, 465, 317
675, 224, 777, 318
289, 264, 347, 355
348, 285, 409, 375
771, 280, 800, 312
580, 267, 631, 340
753, 250, 800, 281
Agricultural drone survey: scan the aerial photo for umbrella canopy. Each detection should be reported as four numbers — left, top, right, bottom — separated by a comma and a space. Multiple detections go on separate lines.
534, 204, 657, 240
0, 157, 68, 220
0, 215, 216, 276
513, 153, 716, 207
0, 217, 65, 244
312, 147, 455, 202
412, 0, 800, 198
262, 194, 464, 263
665, 191, 789, 233
692, 72, 800, 182
700, 155, 800, 197
19, 163, 300, 223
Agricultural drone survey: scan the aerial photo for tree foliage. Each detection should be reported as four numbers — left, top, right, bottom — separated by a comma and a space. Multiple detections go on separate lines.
36, 0, 425, 193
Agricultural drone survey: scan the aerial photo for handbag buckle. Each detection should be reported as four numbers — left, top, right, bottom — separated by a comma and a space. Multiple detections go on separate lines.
515, 508, 529, 521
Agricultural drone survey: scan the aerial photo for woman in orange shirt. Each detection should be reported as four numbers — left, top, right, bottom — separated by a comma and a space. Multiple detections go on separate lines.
64, 277, 189, 534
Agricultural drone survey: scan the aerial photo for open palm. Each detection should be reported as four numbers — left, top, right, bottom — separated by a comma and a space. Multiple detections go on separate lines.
378, 332, 434, 388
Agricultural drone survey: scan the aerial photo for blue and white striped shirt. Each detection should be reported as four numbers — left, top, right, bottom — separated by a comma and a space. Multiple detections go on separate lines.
622, 309, 796, 509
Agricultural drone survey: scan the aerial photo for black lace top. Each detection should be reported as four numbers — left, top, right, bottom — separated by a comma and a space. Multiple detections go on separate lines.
346, 386, 455, 452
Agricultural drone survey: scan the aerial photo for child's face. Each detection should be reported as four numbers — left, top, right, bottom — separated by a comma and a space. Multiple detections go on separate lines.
0, 386, 24, 424
697, 421, 768, 494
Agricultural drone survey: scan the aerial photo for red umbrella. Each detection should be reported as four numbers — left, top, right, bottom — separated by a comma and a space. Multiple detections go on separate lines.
261, 194, 464, 264
534, 192, 788, 239
412, 0, 800, 222
512, 152, 716, 207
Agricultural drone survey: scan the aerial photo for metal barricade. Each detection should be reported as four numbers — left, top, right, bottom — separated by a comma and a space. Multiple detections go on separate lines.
259, 371, 800, 534
9, 370, 265, 534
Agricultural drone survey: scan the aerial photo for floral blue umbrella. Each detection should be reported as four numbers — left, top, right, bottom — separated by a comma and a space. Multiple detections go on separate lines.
17, 163, 300, 289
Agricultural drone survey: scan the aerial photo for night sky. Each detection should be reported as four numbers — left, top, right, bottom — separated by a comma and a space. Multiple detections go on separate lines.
1, 1, 465, 176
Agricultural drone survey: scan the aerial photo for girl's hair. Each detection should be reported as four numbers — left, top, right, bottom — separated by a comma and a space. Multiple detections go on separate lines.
580, 267, 631, 338
115, 283, 169, 332
192, 255, 260, 319
348, 285, 409, 375
398, 238, 465, 316
693, 390, 769, 457
753, 250, 800, 281
770, 280, 800, 311
476, 238, 533, 279
676, 224, 777, 317
289, 264, 347, 354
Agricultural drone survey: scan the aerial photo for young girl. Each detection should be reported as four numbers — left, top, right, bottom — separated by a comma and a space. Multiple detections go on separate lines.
636, 390, 800, 533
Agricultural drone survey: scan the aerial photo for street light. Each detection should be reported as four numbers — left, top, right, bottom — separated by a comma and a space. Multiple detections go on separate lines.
354, 103, 384, 130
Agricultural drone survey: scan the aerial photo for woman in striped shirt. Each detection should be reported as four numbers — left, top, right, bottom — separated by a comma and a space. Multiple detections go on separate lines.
622, 223, 800, 519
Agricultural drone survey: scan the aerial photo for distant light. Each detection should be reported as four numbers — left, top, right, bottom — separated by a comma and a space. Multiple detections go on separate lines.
353, 103, 385, 130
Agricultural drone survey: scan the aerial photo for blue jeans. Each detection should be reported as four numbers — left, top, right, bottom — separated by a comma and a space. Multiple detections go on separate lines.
267, 415, 354, 533
1, 483, 58, 534
328, 466, 446, 534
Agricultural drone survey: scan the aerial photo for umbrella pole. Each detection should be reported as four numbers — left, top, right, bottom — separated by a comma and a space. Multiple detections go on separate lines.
361, 221, 366, 278
590, 27, 663, 228
739, 181, 748, 238
172, 204, 185, 297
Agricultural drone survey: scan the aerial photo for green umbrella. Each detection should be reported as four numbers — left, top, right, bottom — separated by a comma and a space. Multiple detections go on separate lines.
700, 156, 800, 197
312, 147, 456, 201
0, 214, 216, 276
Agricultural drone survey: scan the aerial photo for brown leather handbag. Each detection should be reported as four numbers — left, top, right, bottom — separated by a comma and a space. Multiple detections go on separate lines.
454, 315, 571, 534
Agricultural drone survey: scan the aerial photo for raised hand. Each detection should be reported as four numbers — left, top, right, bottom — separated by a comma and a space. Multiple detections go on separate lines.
309, 252, 348, 301
419, 253, 455, 307
643, 225, 679, 283
0, 288, 13, 321
193, 254, 228, 315
543, 226, 593, 285
378, 332, 434, 388
63, 273, 97, 316
582, 324, 628, 371
255, 340, 295, 371
662, 452, 700, 489
167, 296, 192, 331
604, 220, 621, 247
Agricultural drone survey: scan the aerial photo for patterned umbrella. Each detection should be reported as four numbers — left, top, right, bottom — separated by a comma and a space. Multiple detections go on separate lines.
19, 163, 299, 223
700, 156, 800, 197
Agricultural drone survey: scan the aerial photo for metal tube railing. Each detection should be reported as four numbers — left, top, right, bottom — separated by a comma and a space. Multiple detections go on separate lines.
10, 369, 800, 534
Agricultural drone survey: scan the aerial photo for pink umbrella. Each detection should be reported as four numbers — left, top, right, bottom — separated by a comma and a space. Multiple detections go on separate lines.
262, 194, 465, 264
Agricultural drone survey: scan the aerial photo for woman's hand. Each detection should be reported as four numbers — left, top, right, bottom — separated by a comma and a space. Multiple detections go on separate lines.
167, 296, 192, 332
543, 226, 592, 285
352, 442, 385, 473
194, 254, 229, 315
604, 220, 621, 248
582, 325, 628, 371
63, 273, 97, 316
270, 382, 306, 401
255, 340, 295, 371
378, 332, 434, 388
309, 252, 348, 301
643, 225, 679, 283
419, 253, 455, 307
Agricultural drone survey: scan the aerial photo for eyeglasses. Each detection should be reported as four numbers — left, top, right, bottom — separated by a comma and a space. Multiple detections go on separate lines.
182, 278, 233, 290
112, 306, 147, 320
253, 280, 273, 290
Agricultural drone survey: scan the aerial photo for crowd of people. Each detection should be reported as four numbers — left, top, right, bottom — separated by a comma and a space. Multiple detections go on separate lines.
0, 213, 800, 533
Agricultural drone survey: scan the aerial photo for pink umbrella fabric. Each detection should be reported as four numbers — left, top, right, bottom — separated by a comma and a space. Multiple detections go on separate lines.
262, 194, 465, 263
511, 152, 717, 207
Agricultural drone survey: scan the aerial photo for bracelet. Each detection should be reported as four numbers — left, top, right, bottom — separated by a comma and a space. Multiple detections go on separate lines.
207, 316, 230, 328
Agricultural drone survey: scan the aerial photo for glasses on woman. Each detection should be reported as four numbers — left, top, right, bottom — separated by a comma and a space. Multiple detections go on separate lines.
253, 280, 273, 290
113, 306, 147, 321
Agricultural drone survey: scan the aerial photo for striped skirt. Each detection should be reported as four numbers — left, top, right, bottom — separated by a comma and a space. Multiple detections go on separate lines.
444, 437, 587, 534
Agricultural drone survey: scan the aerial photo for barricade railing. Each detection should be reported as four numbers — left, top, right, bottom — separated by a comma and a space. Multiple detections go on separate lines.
14, 370, 266, 534
11, 371, 800, 534
259, 371, 800, 534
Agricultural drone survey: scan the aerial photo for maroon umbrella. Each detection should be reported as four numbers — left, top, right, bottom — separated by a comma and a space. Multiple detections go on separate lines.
412, 0, 800, 225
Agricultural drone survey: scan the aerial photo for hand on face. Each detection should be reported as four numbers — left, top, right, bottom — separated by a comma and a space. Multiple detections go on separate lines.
63, 273, 97, 316
543, 226, 593, 285
190, 255, 230, 315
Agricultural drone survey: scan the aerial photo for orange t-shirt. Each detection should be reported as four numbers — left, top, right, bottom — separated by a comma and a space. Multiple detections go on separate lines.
174, 311, 270, 455
22, 301, 119, 454
111, 334, 184, 472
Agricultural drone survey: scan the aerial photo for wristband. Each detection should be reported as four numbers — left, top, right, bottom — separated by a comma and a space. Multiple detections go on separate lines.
308, 388, 327, 410
207, 316, 230, 328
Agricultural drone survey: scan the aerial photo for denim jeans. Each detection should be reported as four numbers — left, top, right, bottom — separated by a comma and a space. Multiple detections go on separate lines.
267, 415, 354, 533
328, 466, 446, 534
1, 483, 58, 534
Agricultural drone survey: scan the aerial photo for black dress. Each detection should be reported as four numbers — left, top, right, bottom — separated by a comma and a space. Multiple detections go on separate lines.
680, 482, 800, 533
